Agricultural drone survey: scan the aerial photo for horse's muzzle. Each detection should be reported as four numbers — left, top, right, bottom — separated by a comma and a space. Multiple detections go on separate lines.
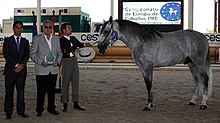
97, 43, 107, 54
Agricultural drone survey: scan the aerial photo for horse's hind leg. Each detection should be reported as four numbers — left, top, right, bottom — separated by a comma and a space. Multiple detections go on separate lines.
188, 63, 200, 106
200, 71, 209, 109
188, 63, 209, 109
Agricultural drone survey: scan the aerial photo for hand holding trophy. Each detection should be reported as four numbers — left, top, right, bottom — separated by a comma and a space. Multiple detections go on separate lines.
53, 61, 59, 67
41, 61, 49, 67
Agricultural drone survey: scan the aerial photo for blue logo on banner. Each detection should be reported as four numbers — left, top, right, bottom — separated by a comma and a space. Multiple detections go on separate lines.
160, 2, 181, 21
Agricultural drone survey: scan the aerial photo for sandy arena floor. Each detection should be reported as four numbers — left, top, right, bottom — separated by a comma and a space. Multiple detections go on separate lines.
0, 65, 220, 123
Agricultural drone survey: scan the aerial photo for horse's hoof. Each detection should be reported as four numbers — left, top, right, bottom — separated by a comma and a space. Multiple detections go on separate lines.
143, 104, 153, 111
200, 105, 207, 109
189, 102, 196, 106
143, 107, 151, 111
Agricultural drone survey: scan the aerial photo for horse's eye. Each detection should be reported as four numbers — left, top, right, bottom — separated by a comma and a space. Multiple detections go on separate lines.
104, 30, 109, 34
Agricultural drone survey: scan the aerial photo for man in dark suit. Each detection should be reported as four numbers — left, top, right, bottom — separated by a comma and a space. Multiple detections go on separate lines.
60, 22, 91, 112
30, 20, 62, 116
3, 20, 30, 119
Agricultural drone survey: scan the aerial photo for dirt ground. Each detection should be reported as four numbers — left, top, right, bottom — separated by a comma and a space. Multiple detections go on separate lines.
0, 65, 220, 123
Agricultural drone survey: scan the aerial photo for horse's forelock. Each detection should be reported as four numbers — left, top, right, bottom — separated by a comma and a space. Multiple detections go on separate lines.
100, 21, 108, 34
100, 21, 112, 35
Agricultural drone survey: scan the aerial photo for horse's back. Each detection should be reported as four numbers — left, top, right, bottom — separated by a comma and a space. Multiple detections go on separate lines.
161, 29, 208, 50
144, 29, 209, 67
181, 29, 209, 53
168, 29, 209, 63
183, 29, 208, 43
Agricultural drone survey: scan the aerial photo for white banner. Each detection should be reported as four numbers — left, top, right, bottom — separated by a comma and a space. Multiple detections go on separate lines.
122, 2, 181, 25
0, 33, 99, 44
1, 33, 220, 46
204, 33, 220, 46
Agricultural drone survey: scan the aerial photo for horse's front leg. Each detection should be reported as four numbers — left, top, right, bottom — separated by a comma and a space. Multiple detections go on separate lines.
142, 68, 153, 111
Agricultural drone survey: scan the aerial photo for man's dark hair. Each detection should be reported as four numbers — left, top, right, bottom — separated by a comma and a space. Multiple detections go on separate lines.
13, 20, 23, 28
61, 22, 71, 34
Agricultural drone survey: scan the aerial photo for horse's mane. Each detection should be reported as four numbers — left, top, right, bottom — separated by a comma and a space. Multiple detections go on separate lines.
115, 19, 162, 42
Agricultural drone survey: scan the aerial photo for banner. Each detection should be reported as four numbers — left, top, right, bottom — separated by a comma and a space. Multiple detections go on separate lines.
58, 10, 62, 38
32, 11, 38, 39
1, 33, 220, 46
51, 10, 55, 35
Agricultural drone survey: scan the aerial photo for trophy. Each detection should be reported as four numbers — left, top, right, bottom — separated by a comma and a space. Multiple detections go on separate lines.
45, 52, 56, 64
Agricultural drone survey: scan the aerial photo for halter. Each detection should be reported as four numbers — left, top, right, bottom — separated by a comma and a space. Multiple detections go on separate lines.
109, 30, 118, 47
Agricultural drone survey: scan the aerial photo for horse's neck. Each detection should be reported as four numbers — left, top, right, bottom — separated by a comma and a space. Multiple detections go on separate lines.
113, 21, 141, 50
118, 32, 143, 51
118, 36, 137, 50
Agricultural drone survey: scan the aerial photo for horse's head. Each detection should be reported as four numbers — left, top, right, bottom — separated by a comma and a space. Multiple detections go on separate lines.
97, 16, 118, 54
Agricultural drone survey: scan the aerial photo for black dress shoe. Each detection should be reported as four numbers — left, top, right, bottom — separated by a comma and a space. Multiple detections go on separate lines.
36, 112, 42, 117
62, 103, 68, 112
74, 104, 85, 111
18, 113, 29, 118
4, 114, 11, 119
48, 110, 59, 115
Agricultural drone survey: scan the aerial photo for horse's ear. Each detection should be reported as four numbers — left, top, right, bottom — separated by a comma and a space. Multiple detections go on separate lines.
103, 20, 105, 23
109, 16, 113, 23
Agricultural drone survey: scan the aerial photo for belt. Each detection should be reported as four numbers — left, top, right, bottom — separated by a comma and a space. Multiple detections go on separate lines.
65, 52, 75, 58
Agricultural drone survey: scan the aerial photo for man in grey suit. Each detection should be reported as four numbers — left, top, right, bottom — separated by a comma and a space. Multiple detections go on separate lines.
30, 20, 62, 116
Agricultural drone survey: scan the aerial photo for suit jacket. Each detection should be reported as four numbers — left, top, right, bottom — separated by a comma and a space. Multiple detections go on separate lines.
30, 34, 63, 75
60, 36, 84, 58
3, 35, 30, 76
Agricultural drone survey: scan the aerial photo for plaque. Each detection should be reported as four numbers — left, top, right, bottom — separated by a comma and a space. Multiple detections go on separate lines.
45, 52, 56, 64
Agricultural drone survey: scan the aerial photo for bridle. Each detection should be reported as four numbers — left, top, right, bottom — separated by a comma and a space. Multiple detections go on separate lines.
101, 22, 118, 47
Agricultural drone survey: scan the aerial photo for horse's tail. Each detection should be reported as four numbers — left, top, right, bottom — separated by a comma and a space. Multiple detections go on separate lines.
206, 48, 213, 98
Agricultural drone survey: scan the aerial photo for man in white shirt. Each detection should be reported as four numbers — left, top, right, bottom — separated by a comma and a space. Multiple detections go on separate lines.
30, 20, 63, 116
60, 22, 90, 112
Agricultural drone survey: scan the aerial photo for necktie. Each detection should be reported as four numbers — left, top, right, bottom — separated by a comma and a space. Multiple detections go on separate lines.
16, 37, 20, 51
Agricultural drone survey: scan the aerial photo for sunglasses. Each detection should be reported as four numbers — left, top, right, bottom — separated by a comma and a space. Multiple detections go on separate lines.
15, 26, 23, 29
45, 26, 52, 29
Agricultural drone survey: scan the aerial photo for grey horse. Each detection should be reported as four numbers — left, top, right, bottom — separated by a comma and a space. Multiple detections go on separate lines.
97, 16, 212, 111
